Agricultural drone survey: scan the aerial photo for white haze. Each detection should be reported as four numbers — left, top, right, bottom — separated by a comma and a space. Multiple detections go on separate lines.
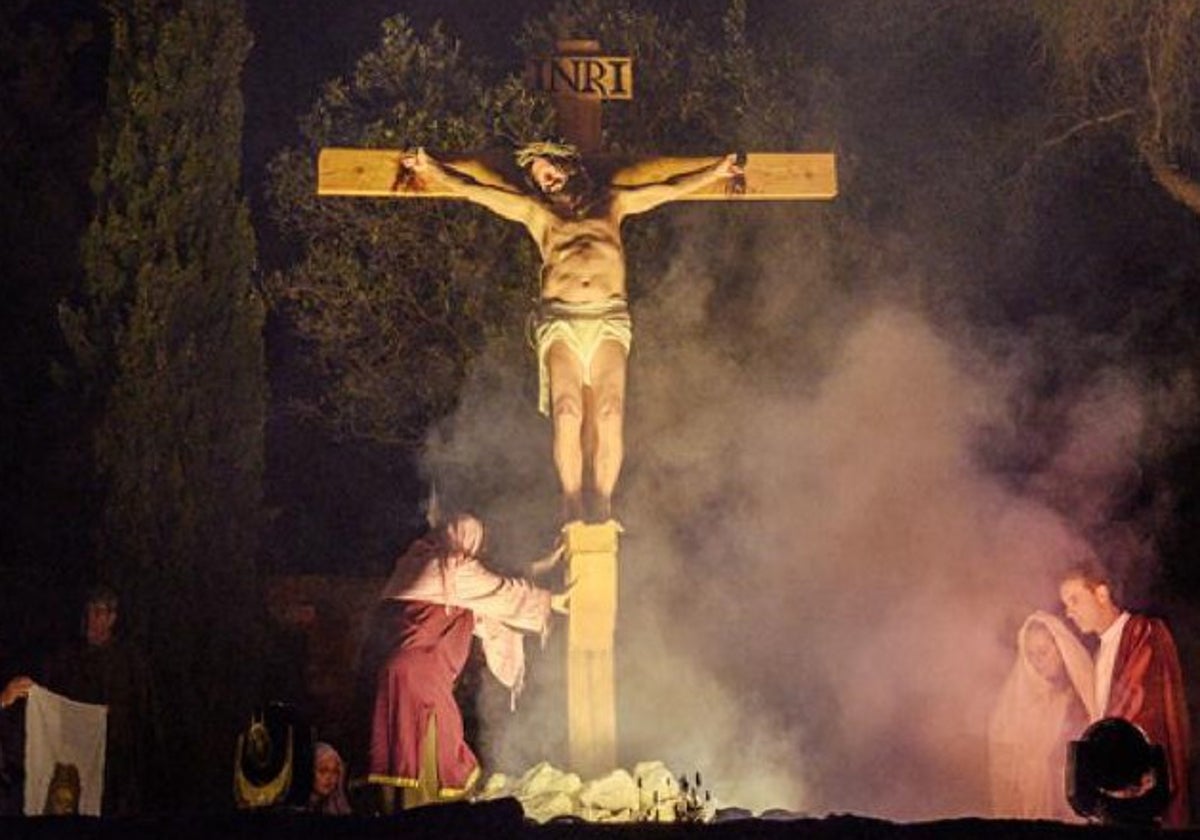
422, 206, 1186, 820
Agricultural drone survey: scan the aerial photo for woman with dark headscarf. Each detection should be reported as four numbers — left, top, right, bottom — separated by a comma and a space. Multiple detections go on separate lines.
368, 513, 564, 810
989, 611, 1097, 820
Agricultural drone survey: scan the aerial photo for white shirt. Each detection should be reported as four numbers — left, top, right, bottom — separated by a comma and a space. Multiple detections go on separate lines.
1094, 610, 1131, 717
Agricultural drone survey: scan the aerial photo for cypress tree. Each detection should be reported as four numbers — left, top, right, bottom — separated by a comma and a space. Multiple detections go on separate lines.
69, 0, 265, 809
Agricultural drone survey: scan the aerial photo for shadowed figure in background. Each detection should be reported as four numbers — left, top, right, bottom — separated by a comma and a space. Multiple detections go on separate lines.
399, 144, 743, 525
367, 513, 566, 811
1059, 562, 1191, 827
0, 585, 155, 816
989, 611, 1097, 820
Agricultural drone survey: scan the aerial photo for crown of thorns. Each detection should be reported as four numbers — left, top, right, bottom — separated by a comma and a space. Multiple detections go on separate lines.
514, 140, 580, 169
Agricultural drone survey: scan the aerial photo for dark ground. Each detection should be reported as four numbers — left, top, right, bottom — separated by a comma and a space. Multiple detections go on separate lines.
1, 799, 1196, 840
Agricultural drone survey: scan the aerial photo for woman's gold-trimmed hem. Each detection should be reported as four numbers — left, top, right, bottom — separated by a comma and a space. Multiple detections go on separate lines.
364, 763, 480, 798
366, 774, 418, 789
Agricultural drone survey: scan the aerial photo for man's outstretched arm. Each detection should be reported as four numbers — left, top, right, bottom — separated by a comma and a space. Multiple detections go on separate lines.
399, 148, 538, 227
0, 676, 32, 709
614, 153, 743, 216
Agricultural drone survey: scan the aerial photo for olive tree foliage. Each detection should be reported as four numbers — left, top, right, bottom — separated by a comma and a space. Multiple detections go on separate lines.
267, 19, 548, 446
519, 0, 819, 155
1027, 0, 1200, 215
267, 0, 821, 447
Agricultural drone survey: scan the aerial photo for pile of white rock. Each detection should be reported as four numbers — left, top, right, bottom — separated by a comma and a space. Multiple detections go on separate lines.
476, 760, 716, 824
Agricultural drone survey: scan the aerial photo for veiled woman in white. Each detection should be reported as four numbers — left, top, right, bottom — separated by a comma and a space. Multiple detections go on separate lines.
988, 611, 1098, 820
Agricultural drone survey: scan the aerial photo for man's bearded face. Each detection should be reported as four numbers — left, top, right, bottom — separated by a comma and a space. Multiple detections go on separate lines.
530, 157, 569, 194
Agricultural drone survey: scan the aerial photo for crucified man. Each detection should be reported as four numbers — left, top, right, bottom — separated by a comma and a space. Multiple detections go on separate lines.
401, 142, 743, 525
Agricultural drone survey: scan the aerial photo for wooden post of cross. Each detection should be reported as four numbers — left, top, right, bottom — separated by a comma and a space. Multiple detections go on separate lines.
316, 38, 836, 782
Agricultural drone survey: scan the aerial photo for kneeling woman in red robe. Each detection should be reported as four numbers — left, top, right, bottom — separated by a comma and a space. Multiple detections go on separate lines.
368, 513, 563, 808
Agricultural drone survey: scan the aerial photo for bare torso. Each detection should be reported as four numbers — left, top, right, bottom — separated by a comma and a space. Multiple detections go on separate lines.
412, 148, 736, 307
533, 205, 627, 303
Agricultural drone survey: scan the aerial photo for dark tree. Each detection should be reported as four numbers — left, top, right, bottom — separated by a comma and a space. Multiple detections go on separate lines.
0, 0, 106, 650
266, 16, 548, 448
63, 0, 266, 810
1026, 0, 1200, 216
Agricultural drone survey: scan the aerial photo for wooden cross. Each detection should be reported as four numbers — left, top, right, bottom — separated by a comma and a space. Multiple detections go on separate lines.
319, 43, 836, 201
318, 39, 836, 781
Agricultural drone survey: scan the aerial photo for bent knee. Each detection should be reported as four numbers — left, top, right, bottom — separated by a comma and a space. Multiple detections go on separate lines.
552, 393, 583, 421
595, 391, 624, 420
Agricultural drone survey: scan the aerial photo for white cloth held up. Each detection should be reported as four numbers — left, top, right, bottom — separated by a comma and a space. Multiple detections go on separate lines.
24, 684, 107, 816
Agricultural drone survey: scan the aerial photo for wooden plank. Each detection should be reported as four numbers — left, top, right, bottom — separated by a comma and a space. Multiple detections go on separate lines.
564, 520, 620, 778
611, 153, 837, 200
317, 148, 838, 201
317, 148, 513, 198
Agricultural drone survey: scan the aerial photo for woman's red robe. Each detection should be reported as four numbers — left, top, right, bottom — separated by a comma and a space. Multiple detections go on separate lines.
367, 533, 550, 797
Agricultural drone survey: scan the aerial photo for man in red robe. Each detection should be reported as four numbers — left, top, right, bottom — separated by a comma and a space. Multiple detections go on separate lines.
1060, 563, 1191, 827
367, 513, 564, 810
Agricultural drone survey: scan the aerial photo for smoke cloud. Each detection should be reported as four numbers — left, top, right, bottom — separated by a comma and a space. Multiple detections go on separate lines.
422, 198, 1186, 818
